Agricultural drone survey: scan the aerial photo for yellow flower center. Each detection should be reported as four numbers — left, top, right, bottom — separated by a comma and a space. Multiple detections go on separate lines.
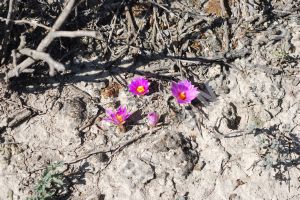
136, 86, 145, 93
179, 92, 186, 100
116, 114, 123, 123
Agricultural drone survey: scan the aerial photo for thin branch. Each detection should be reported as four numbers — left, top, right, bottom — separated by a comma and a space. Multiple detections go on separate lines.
107, 0, 124, 44
37, 0, 77, 51
5, 0, 14, 25
11, 49, 16, 68
125, 5, 137, 35
220, 0, 230, 53
17, 34, 26, 50
180, 18, 207, 34
18, 48, 65, 76
0, 0, 15, 64
6, 0, 77, 79
147, 0, 180, 19
50, 30, 104, 40
0, 17, 51, 30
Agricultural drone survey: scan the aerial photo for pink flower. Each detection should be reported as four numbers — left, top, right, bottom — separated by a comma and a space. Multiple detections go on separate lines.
128, 77, 150, 96
147, 112, 159, 127
103, 106, 131, 125
171, 80, 199, 104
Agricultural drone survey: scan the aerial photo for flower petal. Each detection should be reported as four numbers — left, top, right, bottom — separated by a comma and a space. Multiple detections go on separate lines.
105, 108, 114, 116
103, 106, 131, 125
171, 80, 199, 104
128, 77, 150, 96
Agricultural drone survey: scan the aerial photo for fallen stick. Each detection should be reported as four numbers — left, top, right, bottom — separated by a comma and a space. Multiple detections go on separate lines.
6, 0, 76, 79
50, 30, 104, 40
0, 16, 51, 30
7, 109, 33, 128
18, 48, 65, 76
0, 0, 15, 64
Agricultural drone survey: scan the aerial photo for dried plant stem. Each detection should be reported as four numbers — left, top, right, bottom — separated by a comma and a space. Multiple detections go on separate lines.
5, 1, 106, 80
147, 0, 179, 18
125, 5, 137, 35
6, 0, 76, 79
50, 30, 103, 40
18, 48, 65, 76
0, 17, 51, 30
220, 0, 230, 54
36, 0, 77, 52
0, 0, 15, 64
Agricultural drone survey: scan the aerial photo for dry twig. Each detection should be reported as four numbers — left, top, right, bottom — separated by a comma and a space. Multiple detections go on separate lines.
0, 16, 51, 30
6, 0, 77, 79
50, 30, 104, 40
18, 48, 65, 76
0, 0, 15, 64
220, 0, 230, 54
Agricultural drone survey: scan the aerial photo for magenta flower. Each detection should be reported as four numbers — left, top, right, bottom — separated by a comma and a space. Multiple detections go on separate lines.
128, 77, 150, 96
171, 80, 199, 104
147, 112, 159, 127
103, 106, 131, 125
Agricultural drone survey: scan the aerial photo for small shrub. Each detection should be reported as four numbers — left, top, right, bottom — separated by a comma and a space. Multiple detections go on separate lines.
29, 162, 66, 200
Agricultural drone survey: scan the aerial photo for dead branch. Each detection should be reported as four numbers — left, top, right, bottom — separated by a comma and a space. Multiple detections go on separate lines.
37, 0, 77, 52
0, 17, 51, 30
147, 0, 180, 18
5, 1, 107, 80
180, 18, 207, 35
125, 5, 137, 35
0, 0, 15, 64
11, 49, 16, 68
7, 108, 33, 128
6, 0, 77, 79
50, 30, 104, 40
18, 48, 65, 76
4, 0, 14, 25
17, 34, 26, 50
220, 0, 230, 54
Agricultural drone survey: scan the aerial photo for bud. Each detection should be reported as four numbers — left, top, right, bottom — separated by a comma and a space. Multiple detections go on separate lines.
147, 112, 159, 127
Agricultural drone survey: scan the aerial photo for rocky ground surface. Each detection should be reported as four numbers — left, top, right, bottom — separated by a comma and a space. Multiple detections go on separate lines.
0, 0, 300, 199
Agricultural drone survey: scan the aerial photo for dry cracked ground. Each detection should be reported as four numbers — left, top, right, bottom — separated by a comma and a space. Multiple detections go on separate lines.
0, 0, 300, 200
